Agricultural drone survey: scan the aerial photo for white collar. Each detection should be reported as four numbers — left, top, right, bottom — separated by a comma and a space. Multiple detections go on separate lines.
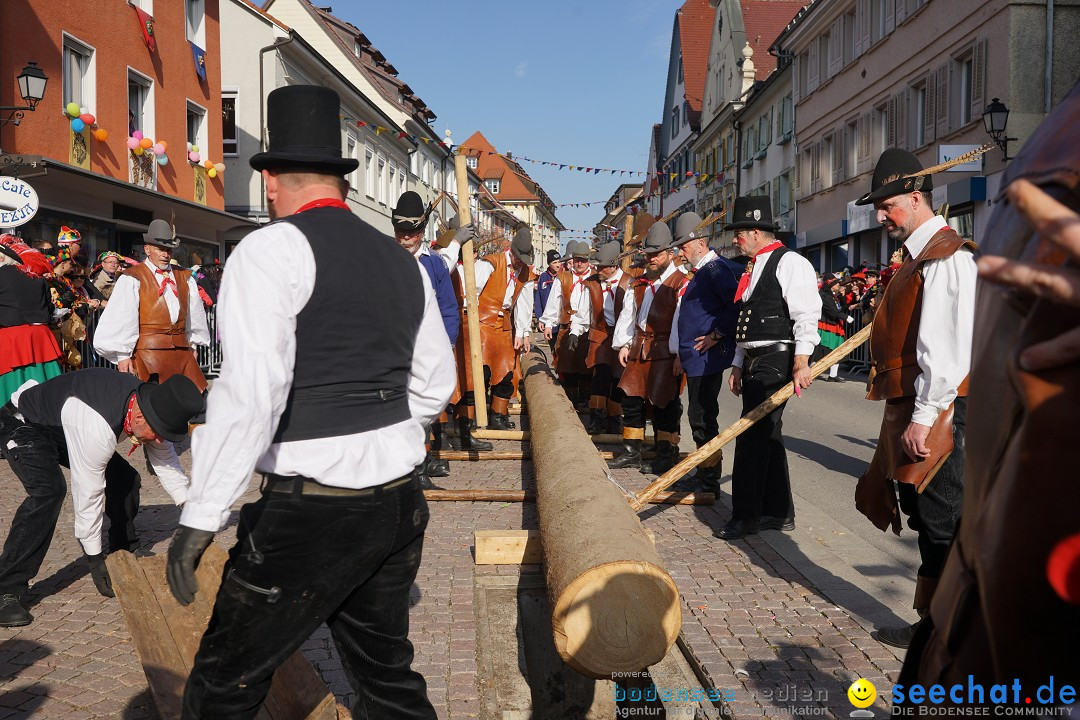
695, 250, 717, 270
415, 244, 431, 257
144, 259, 172, 274
903, 215, 949, 259
603, 268, 624, 284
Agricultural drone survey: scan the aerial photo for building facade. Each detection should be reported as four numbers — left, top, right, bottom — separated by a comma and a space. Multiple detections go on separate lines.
735, 62, 796, 238
593, 183, 644, 246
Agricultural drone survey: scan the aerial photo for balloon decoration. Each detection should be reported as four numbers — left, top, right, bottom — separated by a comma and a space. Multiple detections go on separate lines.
214, 163, 225, 175
188, 151, 200, 163
126, 137, 140, 150
157, 155, 169, 166
65, 102, 81, 117
79, 113, 95, 125
93, 128, 108, 142
70, 118, 85, 133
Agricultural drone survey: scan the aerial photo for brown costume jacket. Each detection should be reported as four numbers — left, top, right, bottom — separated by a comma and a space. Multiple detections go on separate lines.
618, 268, 686, 408
127, 263, 207, 392
476, 252, 536, 386
551, 270, 591, 375
585, 271, 632, 372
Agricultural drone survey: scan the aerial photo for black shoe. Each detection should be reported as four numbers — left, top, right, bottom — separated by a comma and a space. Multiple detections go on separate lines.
417, 474, 443, 491
871, 622, 919, 649
758, 515, 795, 531
0, 594, 32, 627
715, 519, 758, 540
450, 419, 493, 452
584, 409, 606, 435
607, 441, 642, 470
424, 453, 450, 478
487, 412, 515, 431
647, 441, 678, 475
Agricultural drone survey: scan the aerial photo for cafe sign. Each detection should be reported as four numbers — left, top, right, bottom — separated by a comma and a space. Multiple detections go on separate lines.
0, 177, 39, 228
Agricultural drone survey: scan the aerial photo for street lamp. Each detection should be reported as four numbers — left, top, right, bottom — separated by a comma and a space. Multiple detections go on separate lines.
1, 62, 49, 127
982, 97, 1015, 161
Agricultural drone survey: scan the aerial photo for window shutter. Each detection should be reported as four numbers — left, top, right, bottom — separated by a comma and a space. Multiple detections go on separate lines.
808, 38, 820, 92
924, 74, 936, 144
895, 0, 908, 27
935, 63, 950, 136
793, 56, 802, 103
794, 150, 802, 193
886, 95, 896, 147
832, 133, 844, 187
894, 90, 908, 149
828, 18, 844, 77
970, 39, 986, 122
854, 0, 867, 56
858, 113, 872, 173
885, 0, 896, 34
811, 142, 821, 194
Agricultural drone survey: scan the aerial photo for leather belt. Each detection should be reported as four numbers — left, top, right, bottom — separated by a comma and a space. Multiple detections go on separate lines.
744, 342, 791, 359
261, 473, 415, 498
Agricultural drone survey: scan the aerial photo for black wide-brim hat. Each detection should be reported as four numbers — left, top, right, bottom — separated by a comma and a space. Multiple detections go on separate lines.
855, 147, 932, 206
136, 375, 204, 442
250, 86, 359, 175
392, 191, 429, 231
725, 195, 779, 232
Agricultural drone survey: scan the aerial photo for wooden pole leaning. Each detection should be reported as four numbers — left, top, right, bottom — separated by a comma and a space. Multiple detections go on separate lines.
628, 323, 874, 511
520, 349, 681, 679
455, 153, 489, 429
620, 214, 634, 273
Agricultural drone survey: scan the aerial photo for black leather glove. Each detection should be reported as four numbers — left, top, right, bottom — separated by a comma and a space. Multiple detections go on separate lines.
454, 223, 477, 246
166, 525, 215, 606
85, 553, 114, 598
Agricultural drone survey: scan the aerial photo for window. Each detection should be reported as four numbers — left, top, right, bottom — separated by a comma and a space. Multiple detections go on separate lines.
957, 55, 973, 126
432, 166, 441, 192
128, 71, 152, 137
844, 9, 857, 65
845, 120, 858, 180
671, 107, 679, 139
346, 135, 357, 191
377, 155, 387, 205
798, 51, 809, 98
776, 171, 792, 215
389, 161, 398, 204
409, 152, 419, 176
913, 83, 927, 147
485, 179, 500, 195
221, 93, 237, 155
365, 146, 374, 198
678, 55, 683, 84
819, 31, 831, 81
873, 103, 888, 158
422, 158, 430, 185
130, 0, 154, 12
466, 155, 477, 169
397, 168, 405, 200
62, 35, 95, 112
186, 101, 206, 156
186, 0, 205, 47
822, 136, 834, 189
683, 101, 689, 128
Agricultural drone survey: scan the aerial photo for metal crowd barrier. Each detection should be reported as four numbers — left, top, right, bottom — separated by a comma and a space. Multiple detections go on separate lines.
69, 306, 221, 377
842, 307, 871, 373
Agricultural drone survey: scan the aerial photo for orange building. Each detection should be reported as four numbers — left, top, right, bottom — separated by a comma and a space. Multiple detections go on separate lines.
0, 0, 252, 263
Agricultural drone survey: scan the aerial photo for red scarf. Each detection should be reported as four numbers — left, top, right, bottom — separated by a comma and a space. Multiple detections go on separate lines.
733, 241, 785, 303
123, 394, 141, 456
154, 267, 177, 297
295, 198, 350, 214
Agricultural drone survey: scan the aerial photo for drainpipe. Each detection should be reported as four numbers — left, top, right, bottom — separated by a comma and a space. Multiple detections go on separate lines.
733, 118, 742, 197
258, 35, 295, 220
1046, 0, 1055, 113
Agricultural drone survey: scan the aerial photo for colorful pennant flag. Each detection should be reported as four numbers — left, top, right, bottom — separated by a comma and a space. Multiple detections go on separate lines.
134, 6, 156, 52
190, 42, 207, 81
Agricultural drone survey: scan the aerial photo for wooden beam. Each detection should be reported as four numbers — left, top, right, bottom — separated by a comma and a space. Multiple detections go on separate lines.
475, 528, 656, 565
423, 489, 713, 505
457, 429, 630, 445
433, 450, 686, 461
456, 152, 488, 429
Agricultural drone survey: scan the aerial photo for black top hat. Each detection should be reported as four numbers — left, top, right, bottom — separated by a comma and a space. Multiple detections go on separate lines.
593, 241, 621, 268
143, 219, 180, 249
672, 211, 705, 247
545, 249, 560, 265
392, 191, 429, 231
642, 221, 676, 253
250, 86, 359, 175
724, 196, 779, 232
855, 148, 932, 206
135, 375, 203, 443
510, 227, 534, 266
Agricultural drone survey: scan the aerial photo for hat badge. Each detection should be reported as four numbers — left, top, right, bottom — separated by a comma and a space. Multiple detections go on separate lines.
753, 209, 761, 221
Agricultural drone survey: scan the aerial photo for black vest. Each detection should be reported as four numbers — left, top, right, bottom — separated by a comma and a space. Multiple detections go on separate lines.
17, 368, 142, 439
272, 207, 424, 443
0, 266, 51, 327
735, 247, 794, 343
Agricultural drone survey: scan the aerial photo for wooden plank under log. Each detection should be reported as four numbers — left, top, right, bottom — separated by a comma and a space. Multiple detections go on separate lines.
449, 429, 636, 445
474, 528, 656, 565
107, 546, 344, 719
432, 450, 686, 461
423, 489, 713, 505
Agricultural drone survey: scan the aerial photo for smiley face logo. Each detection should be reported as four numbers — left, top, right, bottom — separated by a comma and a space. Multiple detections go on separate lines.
847, 679, 877, 709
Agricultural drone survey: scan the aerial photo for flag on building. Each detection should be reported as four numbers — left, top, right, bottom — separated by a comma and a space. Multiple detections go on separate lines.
133, 6, 155, 52
190, 42, 207, 82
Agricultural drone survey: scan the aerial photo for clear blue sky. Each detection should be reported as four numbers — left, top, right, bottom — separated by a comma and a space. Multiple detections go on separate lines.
329, 0, 685, 246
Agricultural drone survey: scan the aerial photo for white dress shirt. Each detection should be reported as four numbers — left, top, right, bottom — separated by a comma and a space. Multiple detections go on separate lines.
612, 262, 679, 350
731, 250, 822, 369
181, 221, 456, 533
94, 259, 211, 364
596, 269, 625, 328
8, 381, 187, 556
469, 252, 535, 339
539, 270, 592, 336
901, 215, 977, 426
669, 250, 717, 354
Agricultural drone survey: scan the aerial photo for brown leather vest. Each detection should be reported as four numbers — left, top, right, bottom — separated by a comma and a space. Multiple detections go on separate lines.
587, 271, 631, 334
476, 252, 535, 331
867, 227, 976, 401
556, 270, 592, 325
632, 268, 685, 344
129, 263, 192, 349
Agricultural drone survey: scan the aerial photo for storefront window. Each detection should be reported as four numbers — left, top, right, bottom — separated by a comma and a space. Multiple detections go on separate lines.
19, 209, 116, 263
947, 207, 974, 242
829, 241, 849, 272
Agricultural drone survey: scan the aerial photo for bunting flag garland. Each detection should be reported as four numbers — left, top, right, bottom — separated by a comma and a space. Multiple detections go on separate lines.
134, 6, 156, 52
190, 42, 207, 82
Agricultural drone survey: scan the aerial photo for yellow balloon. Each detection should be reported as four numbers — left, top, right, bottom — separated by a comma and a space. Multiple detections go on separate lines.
208, 168, 217, 179
133, 145, 144, 155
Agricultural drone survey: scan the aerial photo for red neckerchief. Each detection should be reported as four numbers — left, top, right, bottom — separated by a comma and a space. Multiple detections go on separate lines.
123, 394, 141, 456
154, 266, 178, 297
734, 241, 785, 302
295, 198, 350, 214
602, 272, 621, 299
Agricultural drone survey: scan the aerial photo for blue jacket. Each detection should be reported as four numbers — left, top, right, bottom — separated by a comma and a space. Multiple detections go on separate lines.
676, 256, 742, 377
535, 269, 558, 320
418, 251, 460, 345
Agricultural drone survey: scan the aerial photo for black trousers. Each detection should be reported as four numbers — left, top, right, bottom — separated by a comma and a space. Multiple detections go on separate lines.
0, 408, 141, 596
685, 372, 726, 447
897, 396, 966, 580
623, 396, 681, 435
730, 349, 795, 522
182, 476, 436, 720
589, 363, 625, 410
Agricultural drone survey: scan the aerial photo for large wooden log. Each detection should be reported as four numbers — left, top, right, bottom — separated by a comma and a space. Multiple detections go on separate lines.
455, 153, 488, 428
422, 488, 713, 505
107, 546, 343, 719
520, 349, 681, 679
629, 323, 873, 510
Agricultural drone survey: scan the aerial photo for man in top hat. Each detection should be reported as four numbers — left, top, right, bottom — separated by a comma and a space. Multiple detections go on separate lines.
852, 148, 977, 649
454, 227, 536, 431
607, 222, 687, 474
668, 211, 742, 493
535, 249, 563, 351
539, 240, 594, 408
0, 369, 199, 626
392, 190, 459, 483
165, 85, 454, 719
721, 195, 821, 541
94, 219, 210, 393
583, 241, 633, 435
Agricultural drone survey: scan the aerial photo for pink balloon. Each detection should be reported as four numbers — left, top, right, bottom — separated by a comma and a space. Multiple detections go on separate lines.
132, 130, 144, 140
188, 151, 201, 163
126, 137, 140, 150
152, 143, 165, 156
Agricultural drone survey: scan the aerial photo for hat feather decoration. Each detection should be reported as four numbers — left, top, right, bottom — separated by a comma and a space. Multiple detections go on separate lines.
904, 144, 993, 178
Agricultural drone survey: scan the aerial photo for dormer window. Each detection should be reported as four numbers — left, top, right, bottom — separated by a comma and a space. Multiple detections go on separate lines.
354, 41, 362, 58
467, 156, 477, 169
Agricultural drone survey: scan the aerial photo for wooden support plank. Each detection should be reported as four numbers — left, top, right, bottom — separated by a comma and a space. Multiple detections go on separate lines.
433, 450, 685, 461
424, 489, 713, 505
108, 546, 344, 720
474, 528, 656, 565
451, 429, 635, 445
